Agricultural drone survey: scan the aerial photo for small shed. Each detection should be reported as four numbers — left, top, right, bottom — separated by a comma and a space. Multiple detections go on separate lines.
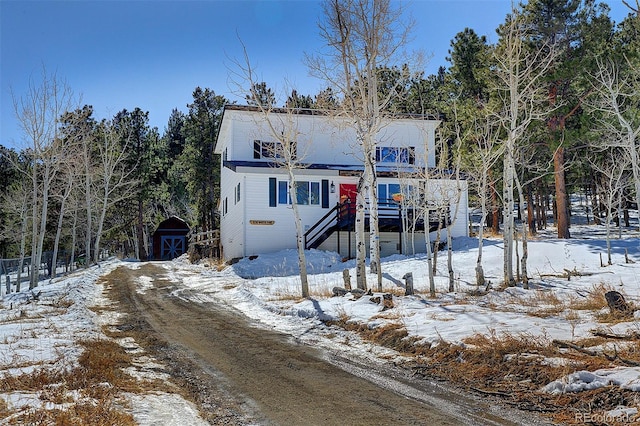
151, 216, 190, 260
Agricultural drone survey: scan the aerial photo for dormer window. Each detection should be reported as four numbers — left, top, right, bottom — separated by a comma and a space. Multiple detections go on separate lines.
376, 146, 415, 164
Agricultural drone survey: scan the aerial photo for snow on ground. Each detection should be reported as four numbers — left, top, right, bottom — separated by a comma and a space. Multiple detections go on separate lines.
0, 260, 207, 425
2, 220, 640, 422
194, 227, 640, 392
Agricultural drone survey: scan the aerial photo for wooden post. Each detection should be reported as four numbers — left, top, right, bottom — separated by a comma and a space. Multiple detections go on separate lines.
342, 269, 352, 291
402, 272, 413, 296
5, 275, 10, 295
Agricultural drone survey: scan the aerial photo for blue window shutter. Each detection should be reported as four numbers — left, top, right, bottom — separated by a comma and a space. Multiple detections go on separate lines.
254, 140, 261, 159
321, 180, 329, 208
269, 178, 277, 207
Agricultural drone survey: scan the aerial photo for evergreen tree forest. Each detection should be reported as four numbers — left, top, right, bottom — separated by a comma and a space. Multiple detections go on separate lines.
0, 0, 638, 290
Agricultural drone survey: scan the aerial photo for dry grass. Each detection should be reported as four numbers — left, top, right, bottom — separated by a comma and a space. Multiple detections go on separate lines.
523, 290, 566, 318
324, 313, 640, 424
568, 282, 637, 324
1, 339, 142, 425
8, 399, 135, 426
570, 282, 615, 311
0, 397, 11, 419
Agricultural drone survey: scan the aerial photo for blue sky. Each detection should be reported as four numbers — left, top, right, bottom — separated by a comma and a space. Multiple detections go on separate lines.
0, 0, 631, 149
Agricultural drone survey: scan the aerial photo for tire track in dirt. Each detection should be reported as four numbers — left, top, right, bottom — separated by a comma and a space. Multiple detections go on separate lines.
105, 263, 549, 426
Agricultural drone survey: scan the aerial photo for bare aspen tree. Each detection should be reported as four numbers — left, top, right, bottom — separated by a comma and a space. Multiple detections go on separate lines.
589, 151, 631, 265
421, 144, 464, 293
587, 57, 640, 230
231, 44, 311, 298
93, 120, 138, 264
0, 181, 30, 291
49, 151, 76, 279
11, 69, 76, 288
492, 5, 557, 286
421, 180, 437, 298
307, 0, 419, 291
444, 145, 465, 293
81, 123, 94, 265
463, 115, 502, 289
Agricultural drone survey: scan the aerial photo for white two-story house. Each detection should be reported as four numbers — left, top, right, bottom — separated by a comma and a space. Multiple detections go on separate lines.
214, 105, 468, 261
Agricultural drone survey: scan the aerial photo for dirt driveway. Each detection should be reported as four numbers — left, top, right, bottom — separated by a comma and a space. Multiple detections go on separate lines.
103, 263, 549, 426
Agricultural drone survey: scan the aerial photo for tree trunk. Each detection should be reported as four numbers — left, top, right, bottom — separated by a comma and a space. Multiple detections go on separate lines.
355, 175, 367, 290
84, 143, 93, 269
515, 175, 529, 289
527, 185, 536, 235
432, 219, 442, 276
30, 166, 39, 289
490, 176, 500, 234
424, 210, 436, 298
17, 205, 28, 293
94, 181, 110, 264
289, 179, 309, 298
554, 147, 570, 239
503, 147, 515, 287
367, 159, 382, 292
51, 176, 73, 280
137, 197, 147, 260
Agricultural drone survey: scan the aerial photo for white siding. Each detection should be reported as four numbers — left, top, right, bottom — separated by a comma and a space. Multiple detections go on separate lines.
242, 172, 349, 257
216, 109, 438, 168
219, 166, 245, 260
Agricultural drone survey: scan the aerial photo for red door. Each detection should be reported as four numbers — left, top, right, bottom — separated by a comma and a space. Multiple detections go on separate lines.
339, 184, 357, 216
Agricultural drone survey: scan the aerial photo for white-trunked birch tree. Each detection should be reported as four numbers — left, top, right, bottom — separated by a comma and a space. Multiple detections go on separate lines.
307, 0, 419, 291
11, 69, 77, 288
589, 150, 631, 266
92, 120, 139, 264
53, 106, 95, 276
587, 56, 640, 230
232, 45, 311, 298
492, 5, 557, 286
463, 114, 502, 289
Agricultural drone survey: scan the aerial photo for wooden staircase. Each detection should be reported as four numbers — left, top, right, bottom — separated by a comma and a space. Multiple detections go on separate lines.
304, 201, 447, 251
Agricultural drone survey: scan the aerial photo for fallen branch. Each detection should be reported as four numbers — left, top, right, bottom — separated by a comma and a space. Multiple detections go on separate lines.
553, 339, 640, 366
471, 387, 512, 398
552, 339, 599, 356
592, 330, 640, 340
539, 268, 594, 280
553, 339, 616, 361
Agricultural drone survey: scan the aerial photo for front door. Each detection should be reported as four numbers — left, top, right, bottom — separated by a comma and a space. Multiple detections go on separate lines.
339, 184, 357, 218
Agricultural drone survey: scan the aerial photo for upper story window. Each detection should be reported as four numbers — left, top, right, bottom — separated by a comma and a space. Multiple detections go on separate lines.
254, 139, 290, 160
376, 146, 415, 164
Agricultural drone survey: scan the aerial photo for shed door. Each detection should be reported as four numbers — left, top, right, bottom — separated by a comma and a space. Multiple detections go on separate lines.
160, 236, 186, 260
